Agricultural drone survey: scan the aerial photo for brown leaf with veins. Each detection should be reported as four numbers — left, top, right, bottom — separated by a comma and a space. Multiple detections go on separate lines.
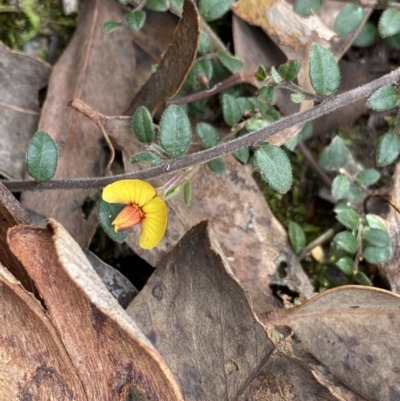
128, 221, 274, 400
0, 42, 51, 180
0, 264, 87, 401
21, 0, 136, 247
268, 286, 400, 401
8, 219, 184, 401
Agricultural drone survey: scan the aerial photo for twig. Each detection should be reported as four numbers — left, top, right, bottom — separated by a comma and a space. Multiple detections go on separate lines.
3, 66, 400, 192
329, 0, 400, 10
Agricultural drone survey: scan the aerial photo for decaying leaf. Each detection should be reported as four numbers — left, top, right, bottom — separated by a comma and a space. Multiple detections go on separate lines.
8, 219, 184, 401
0, 264, 87, 401
21, 0, 136, 247
268, 286, 400, 401
127, 0, 200, 115
0, 42, 51, 180
128, 221, 275, 400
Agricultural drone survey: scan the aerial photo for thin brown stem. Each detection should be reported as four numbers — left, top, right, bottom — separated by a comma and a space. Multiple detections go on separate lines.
3, 66, 400, 192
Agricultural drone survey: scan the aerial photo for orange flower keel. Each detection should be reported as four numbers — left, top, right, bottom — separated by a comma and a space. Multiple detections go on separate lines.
112, 205, 142, 232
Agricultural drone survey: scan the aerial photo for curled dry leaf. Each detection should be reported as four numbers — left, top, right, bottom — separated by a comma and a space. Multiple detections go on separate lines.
268, 286, 400, 401
127, 0, 200, 116
7, 219, 183, 401
0, 42, 51, 180
0, 264, 87, 400
127, 221, 274, 400
21, 0, 136, 247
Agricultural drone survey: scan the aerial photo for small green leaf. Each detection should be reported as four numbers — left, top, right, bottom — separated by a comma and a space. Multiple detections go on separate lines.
217, 51, 244, 74
207, 158, 225, 175
97, 199, 128, 243
336, 257, 353, 275
103, 21, 123, 33
334, 4, 364, 37
367, 85, 398, 111
334, 231, 358, 254
331, 175, 350, 200
233, 147, 250, 164
125, 10, 146, 30
354, 271, 372, 286
198, 32, 211, 53
186, 58, 213, 90
334, 201, 353, 214
288, 221, 306, 252
353, 22, 377, 47
256, 65, 268, 81
170, 0, 184, 9
245, 118, 271, 132
363, 228, 390, 248
376, 131, 400, 166
293, 0, 322, 16
258, 85, 276, 104
336, 208, 360, 231
364, 246, 390, 264
347, 184, 362, 201
199, 0, 234, 21
159, 105, 191, 156
254, 143, 293, 194
146, 0, 168, 11
366, 214, 388, 232
183, 181, 191, 206
270, 66, 282, 84
278, 60, 301, 81
196, 122, 219, 148
309, 43, 340, 96
290, 93, 305, 103
222, 94, 242, 126
132, 106, 154, 143
379, 8, 400, 38
26, 130, 58, 182
327, 136, 348, 168
131, 152, 162, 167
355, 168, 380, 186
385, 32, 400, 50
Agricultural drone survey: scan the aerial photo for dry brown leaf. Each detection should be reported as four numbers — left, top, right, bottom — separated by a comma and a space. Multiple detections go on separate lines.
0, 42, 51, 180
268, 286, 400, 401
8, 219, 184, 401
21, 0, 136, 247
127, 0, 200, 115
0, 264, 87, 401
128, 221, 274, 400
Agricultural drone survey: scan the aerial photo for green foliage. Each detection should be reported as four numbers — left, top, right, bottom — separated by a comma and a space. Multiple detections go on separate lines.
132, 106, 154, 143
254, 144, 293, 194
159, 105, 192, 156
233, 147, 250, 164
198, 32, 211, 54
309, 43, 340, 96
183, 181, 191, 206
278, 60, 301, 81
355, 169, 380, 186
378, 8, 400, 38
222, 94, 242, 126
293, 0, 322, 16
146, 0, 168, 12
336, 257, 353, 275
288, 221, 306, 252
199, 0, 234, 21
217, 51, 244, 74
354, 271, 372, 286
335, 208, 359, 231
258, 85, 276, 104
320, 136, 348, 170
363, 247, 390, 264
186, 58, 213, 90
125, 10, 146, 31
131, 152, 162, 167
334, 4, 364, 37
334, 231, 358, 254
97, 199, 128, 243
26, 130, 58, 182
376, 131, 400, 166
367, 85, 398, 111
363, 228, 390, 248
256, 65, 268, 81
366, 214, 387, 232
196, 123, 219, 148
207, 158, 226, 175
353, 22, 377, 47
284, 122, 313, 151
103, 21, 123, 33
270, 66, 283, 84
331, 175, 350, 200
290, 93, 305, 104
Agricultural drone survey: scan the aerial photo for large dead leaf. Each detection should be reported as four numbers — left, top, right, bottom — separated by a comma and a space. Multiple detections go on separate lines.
8, 220, 184, 401
21, 0, 136, 247
128, 221, 274, 400
268, 286, 400, 401
0, 42, 51, 180
0, 264, 87, 400
127, 0, 200, 115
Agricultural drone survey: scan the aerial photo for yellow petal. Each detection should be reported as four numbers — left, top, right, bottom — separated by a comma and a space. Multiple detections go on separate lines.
102, 179, 157, 206
140, 196, 168, 249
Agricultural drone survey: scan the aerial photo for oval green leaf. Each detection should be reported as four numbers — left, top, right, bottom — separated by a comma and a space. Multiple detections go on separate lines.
159, 105, 191, 156
125, 10, 146, 30
367, 85, 398, 111
328, 136, 348, 168
146, 0, 168, 12
336, 208, 360, 231
363, 228, 390, 248
207, 158, 226, 176
379, 8, 400, 38
336, 257, 353, 275
183, 181, 191, 206
131, 152, 162, 167
376, 131, 400, 166
233, 147, 250, 164
363, 246, 390, 264
198, 32, 211, 54
186, 58, 213, 90
26, 130, 58, 182
334, 4, 364, 37
334, 231, 358, 254
288, 221, 306, 253
196, 122, 219, 148
97, 199, 128, 243
199, 0, 234, 21
222, 94, 242, 126
102, 21, 123, 33
278, 60, 301, 81
331, 175, 350, 200
217, 51, 244, 74
353, 22, 377, 47
132, 106, 154, 143
258, 85, 276, 104
293, 0, 322, 16
354, 271, 372, 286
366, 214, 388, 232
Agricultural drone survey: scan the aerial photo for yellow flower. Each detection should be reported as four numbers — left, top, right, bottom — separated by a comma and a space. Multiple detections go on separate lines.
102, 179, 167, 249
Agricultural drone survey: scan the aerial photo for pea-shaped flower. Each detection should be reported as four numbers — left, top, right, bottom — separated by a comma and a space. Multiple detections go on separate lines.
102, 179, 167, 249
